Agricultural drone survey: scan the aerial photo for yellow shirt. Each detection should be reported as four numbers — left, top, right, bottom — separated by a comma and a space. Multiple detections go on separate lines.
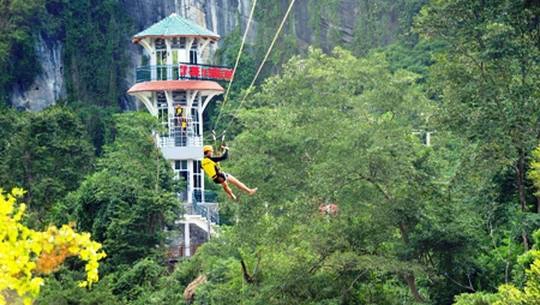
201, 149, 228, 178
201, 157, 219, 178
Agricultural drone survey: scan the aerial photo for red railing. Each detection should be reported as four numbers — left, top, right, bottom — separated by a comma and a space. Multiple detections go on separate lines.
136, 64, 234, 83
179, 63, 234, 81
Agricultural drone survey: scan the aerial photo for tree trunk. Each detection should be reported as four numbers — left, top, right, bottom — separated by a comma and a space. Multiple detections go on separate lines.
399, 222, 409, 244
364, 177, 425, 303
517, 155, 530, 250
183, 275, 207, 304
404, 272, 425, 303
399, 222, 425, 302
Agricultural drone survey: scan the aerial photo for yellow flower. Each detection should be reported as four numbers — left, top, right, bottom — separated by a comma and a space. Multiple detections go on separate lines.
0, 188, 106, 303
11, 188, 25, 198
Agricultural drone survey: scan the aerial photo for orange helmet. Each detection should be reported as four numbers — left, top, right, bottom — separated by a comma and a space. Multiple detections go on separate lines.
203, 145, 213, 153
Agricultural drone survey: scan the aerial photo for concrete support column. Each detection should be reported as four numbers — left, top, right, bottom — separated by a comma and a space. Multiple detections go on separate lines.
165, 91, 174, 135
198, 96, 203, 138
187, 160, 194, 204
202, 93, 215, 112
187, 90, 198, 109
186, 38, 195, 54
135, 93, 157, 116
165, 39, 173, 80
187, 38, 196, 64
184, 221, 191, 257
200, 146, 205, 200
139, 39, 156, 80
426, 132, 434, 146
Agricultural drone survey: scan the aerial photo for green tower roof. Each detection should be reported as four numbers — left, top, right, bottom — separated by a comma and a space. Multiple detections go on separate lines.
133, 13, 220, 42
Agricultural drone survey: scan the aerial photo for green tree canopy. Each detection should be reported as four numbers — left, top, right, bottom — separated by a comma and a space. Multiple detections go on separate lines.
57, 112, 181, 268
180, 47, 486, 305
416, 0, 540, 249
0, 106, 94, 224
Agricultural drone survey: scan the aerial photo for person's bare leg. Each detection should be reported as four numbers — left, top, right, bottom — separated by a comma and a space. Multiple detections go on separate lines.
227, 175, 257, 195
221, 182, 237, 200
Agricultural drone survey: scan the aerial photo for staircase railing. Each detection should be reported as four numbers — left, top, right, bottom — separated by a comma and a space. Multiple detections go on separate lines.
192, 203, 219, 225
181, 190, 219, 225
182, 198, 219, 225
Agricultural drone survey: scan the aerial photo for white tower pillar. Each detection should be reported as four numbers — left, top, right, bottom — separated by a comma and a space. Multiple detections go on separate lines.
187, 160, 194, 204
184, 221, 191, 257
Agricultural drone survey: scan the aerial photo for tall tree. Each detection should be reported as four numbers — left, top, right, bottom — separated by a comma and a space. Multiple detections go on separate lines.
416, 0, 540, 249
60, 0, 131, 106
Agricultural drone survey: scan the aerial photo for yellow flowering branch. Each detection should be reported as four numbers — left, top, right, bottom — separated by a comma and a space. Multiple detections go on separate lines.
0, 188, 106, 305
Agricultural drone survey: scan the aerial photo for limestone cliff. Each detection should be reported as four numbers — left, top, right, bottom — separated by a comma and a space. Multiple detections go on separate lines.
12, 0, 405, 110
10, 35, 65, 111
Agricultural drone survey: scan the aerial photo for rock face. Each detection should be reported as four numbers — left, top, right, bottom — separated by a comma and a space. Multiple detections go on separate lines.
14, 0, 256, 111
16, 0, 401, 110
125, 0, 254, 38
10, 35, 65, 111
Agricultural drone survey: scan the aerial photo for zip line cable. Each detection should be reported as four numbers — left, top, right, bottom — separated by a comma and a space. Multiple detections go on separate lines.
216, 0, 297, 134
213, 0, 258, 132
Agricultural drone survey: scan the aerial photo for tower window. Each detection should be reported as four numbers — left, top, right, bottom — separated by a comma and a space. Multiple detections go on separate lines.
172, 91, 187, 106
189, 50, 198, 64
189, 40, 198, 64
172, 37, 186, 49
155, 38, 166, 50
175, 160, 188, 170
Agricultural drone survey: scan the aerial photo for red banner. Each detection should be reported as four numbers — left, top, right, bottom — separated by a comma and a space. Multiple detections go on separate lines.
179, 64, 234, 81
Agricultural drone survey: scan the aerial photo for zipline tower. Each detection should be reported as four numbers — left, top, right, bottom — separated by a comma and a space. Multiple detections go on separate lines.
128, 13, 233, 258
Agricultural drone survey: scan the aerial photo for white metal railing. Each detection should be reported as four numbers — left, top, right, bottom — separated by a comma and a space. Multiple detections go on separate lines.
157, 135, 202, 148
183, 202, 219, 225
156, 116, 202, 148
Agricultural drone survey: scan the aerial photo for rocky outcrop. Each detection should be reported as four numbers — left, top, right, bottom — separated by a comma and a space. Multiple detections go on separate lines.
16, 0, 403, 110
10, 35, 65, 111
15, 0, 256, 111
124, 0, 254, 38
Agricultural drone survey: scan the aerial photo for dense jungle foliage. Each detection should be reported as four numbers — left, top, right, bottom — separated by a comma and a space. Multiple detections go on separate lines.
1, 0, 540, 304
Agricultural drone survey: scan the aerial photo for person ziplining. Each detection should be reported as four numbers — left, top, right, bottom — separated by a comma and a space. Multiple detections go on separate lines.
201, 145, 257, 200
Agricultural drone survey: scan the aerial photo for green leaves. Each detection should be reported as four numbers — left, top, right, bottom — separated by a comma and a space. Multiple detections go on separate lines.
414, 0, 540, 302
0, 106, 94, 223
0, 0, 44, 103
67, 112, 180, 268
416, 0, 540, 253
60, 0, 131, 106
186, 47, 454, 304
